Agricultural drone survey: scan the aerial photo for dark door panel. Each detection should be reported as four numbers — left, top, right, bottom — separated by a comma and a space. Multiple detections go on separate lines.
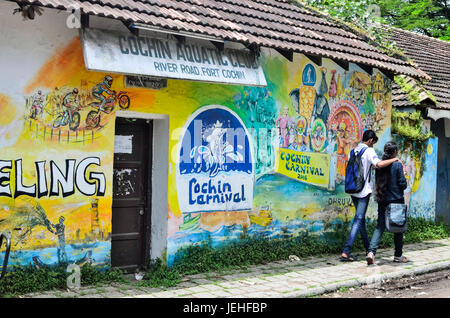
112, 117, 152, 272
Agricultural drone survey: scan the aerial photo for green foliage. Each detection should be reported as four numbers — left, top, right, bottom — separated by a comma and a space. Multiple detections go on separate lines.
391, 109, 434, 142
300, 0, 406, 56
391, 108, 434, 180
376, 0, 450, 41
0, 265, 67, 296
79, 264, 126, 286
0, 264, 125, 297
302, 0, 450, 41
404, 217, 450, 242
137, 259, 181, 288
394, 76, 422, 105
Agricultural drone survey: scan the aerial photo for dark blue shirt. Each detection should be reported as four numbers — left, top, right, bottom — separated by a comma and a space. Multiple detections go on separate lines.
378, 161, 407, 203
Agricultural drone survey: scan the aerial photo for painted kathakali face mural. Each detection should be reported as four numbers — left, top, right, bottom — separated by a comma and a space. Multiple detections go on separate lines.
0, 25, 437, 269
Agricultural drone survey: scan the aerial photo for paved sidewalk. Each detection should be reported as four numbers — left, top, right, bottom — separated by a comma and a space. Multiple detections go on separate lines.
23, 238, 450, 298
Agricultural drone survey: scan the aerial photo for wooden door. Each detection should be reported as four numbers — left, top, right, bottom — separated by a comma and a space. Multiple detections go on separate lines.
111, 117, 152, 272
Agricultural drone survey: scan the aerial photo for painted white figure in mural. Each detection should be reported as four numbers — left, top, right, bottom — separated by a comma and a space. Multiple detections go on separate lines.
206, 121, 227, 166
189, 119, 246, 178
402, 144, 417, 208
323, 130, 337, 190
30, 90, 45, 119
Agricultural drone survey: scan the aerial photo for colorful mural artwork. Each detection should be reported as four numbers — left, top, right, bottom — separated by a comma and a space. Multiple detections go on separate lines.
0, 20, 438, 270
177, 105, 254, 213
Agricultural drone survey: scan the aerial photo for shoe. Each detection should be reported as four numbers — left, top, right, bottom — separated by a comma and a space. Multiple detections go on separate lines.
340, 253, 357, 262
366, 252, 375, 265
393, 255, 408, 263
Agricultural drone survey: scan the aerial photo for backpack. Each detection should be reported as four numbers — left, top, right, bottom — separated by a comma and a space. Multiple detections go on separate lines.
345, 147, 370, 194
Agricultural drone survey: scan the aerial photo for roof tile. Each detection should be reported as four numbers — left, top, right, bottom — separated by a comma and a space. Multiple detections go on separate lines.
12, 0, 430, 79
389, 28, 450, 110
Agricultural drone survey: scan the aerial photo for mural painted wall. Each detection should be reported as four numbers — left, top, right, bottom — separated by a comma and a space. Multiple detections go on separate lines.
0, 5, 438, 268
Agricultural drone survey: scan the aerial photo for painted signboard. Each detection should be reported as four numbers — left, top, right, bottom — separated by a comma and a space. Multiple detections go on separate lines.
81, 28, 267, 86
176, 106, 254, 213
274, 148, 331, 189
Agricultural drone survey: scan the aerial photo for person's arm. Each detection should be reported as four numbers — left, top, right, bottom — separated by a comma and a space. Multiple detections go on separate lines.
367, 148, 398, 168
376, 157, 399, 168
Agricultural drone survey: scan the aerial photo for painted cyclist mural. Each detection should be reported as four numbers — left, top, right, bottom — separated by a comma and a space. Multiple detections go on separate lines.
26, 75, 131, 135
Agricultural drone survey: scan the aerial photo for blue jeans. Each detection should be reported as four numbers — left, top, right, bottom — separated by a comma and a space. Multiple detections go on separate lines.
368, 200, 404, 257
343, 194, 371, 255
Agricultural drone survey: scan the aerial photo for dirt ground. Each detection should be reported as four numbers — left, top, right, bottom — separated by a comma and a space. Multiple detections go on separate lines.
320, 268, 450, 298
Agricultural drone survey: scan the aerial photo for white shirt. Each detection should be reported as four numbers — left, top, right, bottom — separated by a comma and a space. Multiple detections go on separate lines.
348, 143, 381, 198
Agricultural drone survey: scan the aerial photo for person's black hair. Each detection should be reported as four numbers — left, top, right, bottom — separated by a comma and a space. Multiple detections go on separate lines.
362, 130, 378, 143
375, 141, 399, 202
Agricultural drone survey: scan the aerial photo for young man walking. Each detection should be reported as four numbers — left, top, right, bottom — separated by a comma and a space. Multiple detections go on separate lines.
340, 130, 399, 262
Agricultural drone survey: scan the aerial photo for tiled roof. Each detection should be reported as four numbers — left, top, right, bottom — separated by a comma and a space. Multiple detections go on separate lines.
9, 0, 430, 80
391, 75, 436, 108
389, 28, 450, 110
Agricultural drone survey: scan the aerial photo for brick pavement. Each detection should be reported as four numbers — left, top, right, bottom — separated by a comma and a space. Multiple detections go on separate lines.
22, 238, 450, 298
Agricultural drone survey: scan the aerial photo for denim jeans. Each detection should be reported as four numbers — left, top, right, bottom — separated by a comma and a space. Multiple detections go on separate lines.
368, 200, 404, 257
343, 194, 371, 255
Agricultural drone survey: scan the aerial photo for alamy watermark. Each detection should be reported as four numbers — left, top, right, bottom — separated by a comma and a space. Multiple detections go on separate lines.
66, 4, 81, 29
66, 264, 81, 290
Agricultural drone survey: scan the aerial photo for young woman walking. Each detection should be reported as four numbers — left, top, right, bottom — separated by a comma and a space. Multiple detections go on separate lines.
366, 141, 408, 265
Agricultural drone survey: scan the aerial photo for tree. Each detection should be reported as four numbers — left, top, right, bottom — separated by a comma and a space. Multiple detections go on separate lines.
302, 0, 450, 41
376, 0, 449, 40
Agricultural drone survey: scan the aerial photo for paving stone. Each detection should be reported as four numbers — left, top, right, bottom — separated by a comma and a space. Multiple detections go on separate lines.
245, 277, 269, 284
33, 294, 59, 298
104, 291, 126, 298
221, 275, 237, 281
223, 288, 244, 295
184, 286, 209, 293
57, 294, 76, 298
263, 275, 286, 282
245, 291, 270, 297
201, 284, 227, 291
210, 290, 232, 297
151, 291, 179, 297
175, 282, 196, 288
283, 272, 303, 278
218, 281, 246, 289
191, 278, 215, 285
78, 288, 98, 294
119, 289, 141, 296
192, 292, 216, 298
103, 286, 120, 293
133, 294, 156, 298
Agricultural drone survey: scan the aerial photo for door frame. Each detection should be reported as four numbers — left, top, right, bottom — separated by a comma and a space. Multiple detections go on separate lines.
115, 110, 169, 263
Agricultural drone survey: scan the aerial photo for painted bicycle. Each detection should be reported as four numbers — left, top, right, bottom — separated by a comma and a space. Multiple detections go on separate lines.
52, 104, 81, 131
85, 91, 130, 129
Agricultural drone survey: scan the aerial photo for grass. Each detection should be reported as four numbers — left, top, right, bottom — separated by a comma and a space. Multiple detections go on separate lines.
1, 217, 449, 296
338, 286, 349, 293
0, 263, 126, 297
